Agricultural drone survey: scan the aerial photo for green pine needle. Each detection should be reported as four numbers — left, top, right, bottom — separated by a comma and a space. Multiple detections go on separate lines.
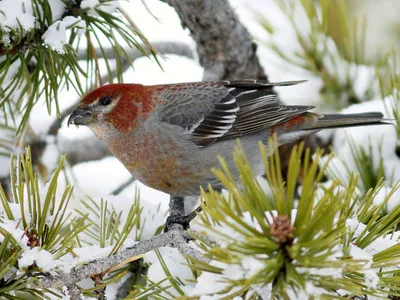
188, 140, 400, 298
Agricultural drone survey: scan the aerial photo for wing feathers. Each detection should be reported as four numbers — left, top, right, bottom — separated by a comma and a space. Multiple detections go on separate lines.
157, 80, 312, 146
192, 81, 313, 145
191, 94, 238, 140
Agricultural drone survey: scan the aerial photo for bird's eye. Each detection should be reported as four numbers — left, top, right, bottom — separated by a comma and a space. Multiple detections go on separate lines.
100, 96, 112, 106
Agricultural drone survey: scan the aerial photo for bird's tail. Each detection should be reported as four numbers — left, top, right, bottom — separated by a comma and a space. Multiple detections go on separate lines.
271, 111, 390, 146
305, 112, 389, 130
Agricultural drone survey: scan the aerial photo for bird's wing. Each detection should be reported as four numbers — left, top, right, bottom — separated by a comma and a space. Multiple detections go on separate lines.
156, 80, 313, 146
155, 82, 239, 136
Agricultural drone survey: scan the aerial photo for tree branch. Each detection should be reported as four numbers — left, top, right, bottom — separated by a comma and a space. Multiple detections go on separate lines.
64, 284, 83, 300
57, 136, 111, 166
161, 0, 267, 81
35, 193, 208, 291
35, 228, 208, 289
76, 41, 194, 62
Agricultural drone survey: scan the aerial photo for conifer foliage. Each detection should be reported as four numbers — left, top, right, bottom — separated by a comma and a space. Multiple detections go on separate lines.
0, 0, 400, 299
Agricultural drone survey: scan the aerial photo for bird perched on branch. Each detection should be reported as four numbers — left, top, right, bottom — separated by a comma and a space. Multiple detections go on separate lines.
68, 80, 388, 231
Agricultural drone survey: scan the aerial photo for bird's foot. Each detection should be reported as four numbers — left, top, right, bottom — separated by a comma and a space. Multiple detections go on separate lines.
164, 206, 202, 232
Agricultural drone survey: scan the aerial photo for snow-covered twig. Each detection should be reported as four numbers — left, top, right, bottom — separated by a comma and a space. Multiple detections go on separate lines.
191, 229, 221, 248
63, 284, 83, 300
35, 228, 208, 289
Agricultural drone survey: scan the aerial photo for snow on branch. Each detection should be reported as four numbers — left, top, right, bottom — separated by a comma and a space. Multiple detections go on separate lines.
35, 228, 209, 289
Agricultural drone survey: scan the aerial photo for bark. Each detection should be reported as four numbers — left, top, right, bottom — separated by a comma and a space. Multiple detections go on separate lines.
64, 285, 83, 300
162, 0, 268, 81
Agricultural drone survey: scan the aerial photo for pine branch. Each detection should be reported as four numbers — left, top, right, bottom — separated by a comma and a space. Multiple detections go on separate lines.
31, 182, 206, 293
0, 0, 162, 134
64, 285, 83, 300
0, 0, 80, 55
34, 228, 208, 289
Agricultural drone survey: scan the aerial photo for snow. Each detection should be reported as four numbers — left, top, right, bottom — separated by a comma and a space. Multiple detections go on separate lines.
49, 0, 67, 21
241, 256, 266, 277
80, 0, 99, 10
194, 270, 229, 295
81, 0, 121, 15
350, 245, 379, 289
331, 98, 400, 190
19, 247, 55, 271
78, 194, 168, 242
373, 185, 400, 213
191, 211, 264, 248
0, 219, 29, 249
0, 155, 10, 177
68, 157, 132, 197
297, 266, 344, 278
105, 272, 131, 299
350, 64, 376, 101
41, 136, 60, 172
0, 0, 35, 33
42, 16, 85, 53
145, 247, 196, 297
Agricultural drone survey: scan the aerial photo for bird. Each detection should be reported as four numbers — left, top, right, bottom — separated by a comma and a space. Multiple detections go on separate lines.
68, 80, 388, 231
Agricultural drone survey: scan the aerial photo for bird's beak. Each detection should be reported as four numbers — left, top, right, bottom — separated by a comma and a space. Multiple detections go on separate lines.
68, 107, 93, 127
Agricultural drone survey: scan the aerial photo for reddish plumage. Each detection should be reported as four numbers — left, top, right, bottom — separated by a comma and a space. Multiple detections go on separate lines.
81, 83, 156, 132
69, 80, 388, 197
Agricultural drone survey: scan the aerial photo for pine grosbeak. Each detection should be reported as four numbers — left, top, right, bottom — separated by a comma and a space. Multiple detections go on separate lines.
68, 80, 386, 229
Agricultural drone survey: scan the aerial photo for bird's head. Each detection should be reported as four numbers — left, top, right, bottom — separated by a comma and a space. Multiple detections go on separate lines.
68, 83, 153, 140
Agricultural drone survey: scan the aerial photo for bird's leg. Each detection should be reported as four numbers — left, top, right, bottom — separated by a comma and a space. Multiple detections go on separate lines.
164, 188, 221, 232
164, 196, 202, 232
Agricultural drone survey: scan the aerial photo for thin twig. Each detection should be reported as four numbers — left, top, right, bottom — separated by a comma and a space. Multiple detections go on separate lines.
76, 41, 194, 63
190, 229, 221, 248
64, 284, 83, 300
111, 177, 136, 195
34, 229, 209, 289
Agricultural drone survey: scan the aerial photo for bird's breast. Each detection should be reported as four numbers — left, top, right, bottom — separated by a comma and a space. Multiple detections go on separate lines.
107, 128, 207, 196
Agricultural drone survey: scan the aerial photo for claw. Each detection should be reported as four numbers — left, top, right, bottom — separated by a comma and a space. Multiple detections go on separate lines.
164, 206, 202, 232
